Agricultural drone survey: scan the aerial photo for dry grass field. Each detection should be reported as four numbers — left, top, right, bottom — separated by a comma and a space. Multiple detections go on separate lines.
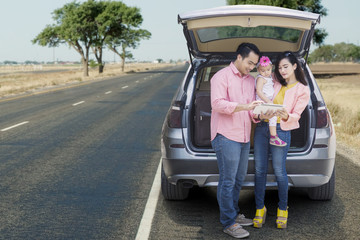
0, 62, 174, 98
310, 63, 360, 150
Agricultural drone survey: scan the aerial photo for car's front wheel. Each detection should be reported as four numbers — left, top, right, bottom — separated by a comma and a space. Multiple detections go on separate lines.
307, 168, 335, 200
161, 166, 189, 200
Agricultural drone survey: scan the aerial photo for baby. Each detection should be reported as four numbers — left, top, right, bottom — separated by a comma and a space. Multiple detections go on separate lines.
255, 56, 286, 147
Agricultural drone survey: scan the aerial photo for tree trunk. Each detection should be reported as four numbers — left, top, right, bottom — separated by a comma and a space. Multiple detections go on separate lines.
98, 64, 104, 73
70, 42, 88, 77
83, 46, 90, 77
121, 45, 126, 72
121, 56, 125, 72
95, 46, 104, 74
83, 58, 89, 77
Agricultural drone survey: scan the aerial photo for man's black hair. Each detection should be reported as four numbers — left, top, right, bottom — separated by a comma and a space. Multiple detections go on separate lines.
236, 43, 260, 59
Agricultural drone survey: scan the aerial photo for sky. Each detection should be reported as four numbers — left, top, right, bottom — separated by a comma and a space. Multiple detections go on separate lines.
0, 0, 359, 63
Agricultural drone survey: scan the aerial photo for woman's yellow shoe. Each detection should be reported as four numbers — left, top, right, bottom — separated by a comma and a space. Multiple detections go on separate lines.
276, 208, 288, 229
253, 206, 267, 228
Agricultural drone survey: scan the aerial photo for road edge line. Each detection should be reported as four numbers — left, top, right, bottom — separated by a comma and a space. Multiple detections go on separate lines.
135, 159, 162, 240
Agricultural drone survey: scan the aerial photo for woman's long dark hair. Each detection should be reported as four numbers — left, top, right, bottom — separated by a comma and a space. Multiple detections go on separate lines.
274, 52, 307, 86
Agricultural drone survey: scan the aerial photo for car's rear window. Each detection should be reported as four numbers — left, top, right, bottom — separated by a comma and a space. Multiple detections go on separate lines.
197, 26, 302, 43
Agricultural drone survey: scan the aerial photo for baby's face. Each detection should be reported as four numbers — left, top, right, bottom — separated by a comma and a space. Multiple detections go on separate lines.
258, 65, 272, 78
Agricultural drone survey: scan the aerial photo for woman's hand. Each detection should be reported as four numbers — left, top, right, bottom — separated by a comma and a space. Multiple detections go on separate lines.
259, 109, 276, 120
276, 107, 289, 121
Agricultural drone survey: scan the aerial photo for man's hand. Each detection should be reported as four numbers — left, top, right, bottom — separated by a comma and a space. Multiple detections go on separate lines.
247, 100, 263, 110
233, 101, 263, 113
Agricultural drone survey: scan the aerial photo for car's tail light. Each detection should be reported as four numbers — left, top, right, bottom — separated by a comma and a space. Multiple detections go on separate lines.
316, 102, 329, 128
167, 101, 183, 128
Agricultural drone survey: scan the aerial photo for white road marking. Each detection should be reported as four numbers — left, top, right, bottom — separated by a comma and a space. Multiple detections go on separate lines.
105, 91, 112, 94
122, 86, 128, 89
1, 121, 29, 132
72, 101, 85, 106
135, 159, 162, 240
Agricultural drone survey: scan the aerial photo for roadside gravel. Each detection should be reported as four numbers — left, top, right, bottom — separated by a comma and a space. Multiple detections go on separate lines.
336, 141, 360, 166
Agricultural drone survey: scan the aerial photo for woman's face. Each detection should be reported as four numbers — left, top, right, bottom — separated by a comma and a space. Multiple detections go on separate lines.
278, 58, 296, 80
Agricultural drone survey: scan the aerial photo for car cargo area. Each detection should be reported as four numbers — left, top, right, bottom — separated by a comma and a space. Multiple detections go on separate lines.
188, 64, 311, 152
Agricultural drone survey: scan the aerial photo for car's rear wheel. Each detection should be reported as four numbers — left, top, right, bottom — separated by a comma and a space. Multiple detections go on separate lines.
307, 168, 335, 200
161, 166, 189, 200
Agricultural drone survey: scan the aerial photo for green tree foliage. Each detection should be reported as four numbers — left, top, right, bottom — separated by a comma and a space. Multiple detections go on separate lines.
93, 1, 148, 73
226, 0, 328, 46
309, 43, 360, 62
105, 4, 151, 72
107, 28, 151, 72
309, 45, 334, 62
3, 60, 18, 65
32, 0, 150, 76
89, 59, 99, 69
32, 1, 97, 76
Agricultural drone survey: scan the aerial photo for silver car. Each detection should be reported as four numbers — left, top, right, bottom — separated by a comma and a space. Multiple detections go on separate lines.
161, 5, 336, 201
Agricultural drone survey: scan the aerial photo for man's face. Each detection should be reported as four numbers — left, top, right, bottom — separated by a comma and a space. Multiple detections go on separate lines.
236, 52, 259, 76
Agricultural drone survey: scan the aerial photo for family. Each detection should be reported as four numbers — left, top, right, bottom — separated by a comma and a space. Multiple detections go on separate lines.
210, 43, 310, 238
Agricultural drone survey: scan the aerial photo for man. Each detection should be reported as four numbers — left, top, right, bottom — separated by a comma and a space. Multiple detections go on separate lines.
210, 43, 261, 239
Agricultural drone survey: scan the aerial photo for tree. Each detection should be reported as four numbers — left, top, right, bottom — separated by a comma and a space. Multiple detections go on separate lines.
309, 43, 360, 62
107, 28, 151, 72
32, 1, 99, 77
32, 0, 150, 76
4, 60, 18, 65
92, 1, 146, 73
333, 42, 360, 62
226, 0, 328, 46
91, 1, 107, 74
309, 45, 334, 62
105, 5, 151, 72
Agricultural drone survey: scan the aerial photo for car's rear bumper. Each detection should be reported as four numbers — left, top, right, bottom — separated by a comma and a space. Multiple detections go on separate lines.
162, 145, 335, 188
163, 173, 333, 188
161, 124, 336, 188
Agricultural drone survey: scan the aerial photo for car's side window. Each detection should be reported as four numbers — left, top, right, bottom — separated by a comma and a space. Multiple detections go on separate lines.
198, 67, 212, 91
198, 66, 226, 91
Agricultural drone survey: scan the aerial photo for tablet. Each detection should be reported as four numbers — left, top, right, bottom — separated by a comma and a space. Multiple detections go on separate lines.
253, 103, 284, 114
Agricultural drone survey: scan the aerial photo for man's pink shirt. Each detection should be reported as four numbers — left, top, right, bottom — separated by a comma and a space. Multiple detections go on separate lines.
210, 62, 256, 143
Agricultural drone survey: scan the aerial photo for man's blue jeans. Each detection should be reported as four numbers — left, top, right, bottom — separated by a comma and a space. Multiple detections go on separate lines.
254, 122, 291, 211
211, 134, 250, 228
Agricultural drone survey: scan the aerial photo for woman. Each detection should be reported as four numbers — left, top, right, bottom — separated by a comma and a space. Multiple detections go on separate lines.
252, 52, 310, 229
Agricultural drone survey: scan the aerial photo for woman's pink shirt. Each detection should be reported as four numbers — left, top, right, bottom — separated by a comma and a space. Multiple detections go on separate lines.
210, 62, 256, 143
273, 80, 310, 130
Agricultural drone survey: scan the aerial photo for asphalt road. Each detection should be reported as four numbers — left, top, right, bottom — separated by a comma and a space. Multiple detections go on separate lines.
1, 65, 359, 240
0, 65, 183, 239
